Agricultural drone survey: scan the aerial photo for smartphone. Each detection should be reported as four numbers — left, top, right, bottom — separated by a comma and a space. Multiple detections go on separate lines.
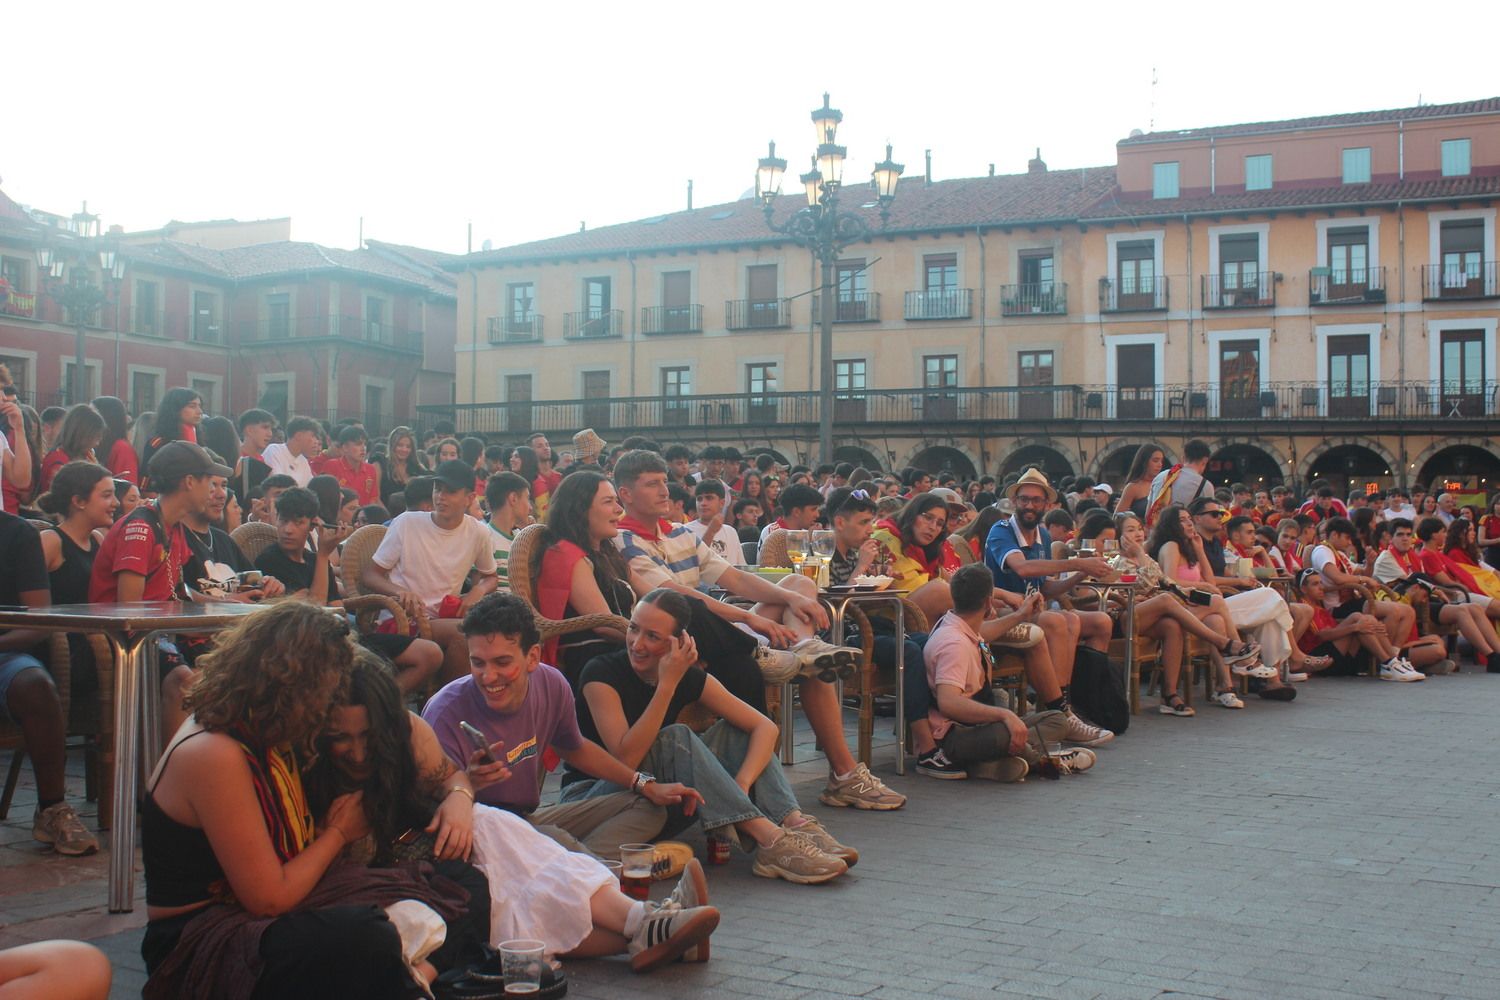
458, 721, 495, 764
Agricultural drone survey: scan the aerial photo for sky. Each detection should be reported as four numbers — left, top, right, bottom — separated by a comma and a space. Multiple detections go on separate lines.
6, 2, 1500, 255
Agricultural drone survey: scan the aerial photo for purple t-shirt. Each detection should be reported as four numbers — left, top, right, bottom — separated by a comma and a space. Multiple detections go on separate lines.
420, 665, 584, 814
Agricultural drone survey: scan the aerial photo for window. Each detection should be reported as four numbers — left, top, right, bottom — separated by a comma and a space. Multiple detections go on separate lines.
1019, 252, 1054, 287
834, 359, 866, 396
923, 355, 957, 389
743, 264, 781, 327
258, 378, 291, 425
61, 362, 100, 406
131, 371, 160, 414
911, 253, 966, 319
1244, 154, 1273, 191
1152, 162, 1179, 199
1342, 147, 1371, 184
831, 259, 870, 321
192, 291, 220, 343
363, 384, 385, 430
1440, 219, 1485, 288
0, 257, 34, 318
659, 270, 694, 332
134, 280, 160, 335
1115, 344, 1157, 419
1017, 350, 1054, 419
1116, 239, 1156, 307
582, 371, 611, 429
0, 256, 28, 291
1219, 234, 1260, 290
1441, 139, 1471, 177
746, 363, 777, 423
1440, 329, 1484, 410
1217, 340, 1261, 417
661, 366, 691, 425
923, 253, 957, 294
1328, 226, 1370, 292
266, 293, 291, 339
504, 373, 532, 434
584, 277, 611, 316
1327, 335, 1371, 417
365, 296, 386, 343
506, 282, 535, 329
191, 378, 218, 413
0, 356, 30, 397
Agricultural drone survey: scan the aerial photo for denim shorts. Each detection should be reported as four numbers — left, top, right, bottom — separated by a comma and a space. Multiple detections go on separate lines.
0, 651, 46, 722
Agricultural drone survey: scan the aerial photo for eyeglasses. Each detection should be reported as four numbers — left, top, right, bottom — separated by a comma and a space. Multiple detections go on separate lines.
1013, 496, 1047, 507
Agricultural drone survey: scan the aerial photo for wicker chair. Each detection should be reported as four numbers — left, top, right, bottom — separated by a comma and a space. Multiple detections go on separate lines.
338, 524, 431, 639
230, 521, 279, 565
948, 534, 977, 567
506, 524, 631, 647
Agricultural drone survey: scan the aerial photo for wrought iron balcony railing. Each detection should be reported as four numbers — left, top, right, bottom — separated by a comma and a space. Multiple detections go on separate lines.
1309, 266, 1386, 306
641, 304, 703, 335
999, 282, 1067, 316
904, 288, 972, 320
1202, 272, 1276, 309
1099, 276, 1169, 312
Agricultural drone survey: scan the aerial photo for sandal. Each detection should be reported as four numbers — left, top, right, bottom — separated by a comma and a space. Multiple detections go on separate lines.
1220, 639, 1261, 665
1300, 654, 1334, 672
1158, 694, 1196, 717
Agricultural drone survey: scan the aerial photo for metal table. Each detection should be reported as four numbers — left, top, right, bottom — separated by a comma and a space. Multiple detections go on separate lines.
1073, 579, 1142, 709
0, 601, 266, 912
805, 588, 910, 774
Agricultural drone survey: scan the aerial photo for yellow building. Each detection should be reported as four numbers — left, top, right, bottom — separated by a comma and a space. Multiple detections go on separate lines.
442, 97, 1500, 494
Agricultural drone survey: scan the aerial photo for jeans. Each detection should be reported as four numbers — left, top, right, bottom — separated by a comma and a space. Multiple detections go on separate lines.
559, 722, 800, 837
939, 709, 1071, 766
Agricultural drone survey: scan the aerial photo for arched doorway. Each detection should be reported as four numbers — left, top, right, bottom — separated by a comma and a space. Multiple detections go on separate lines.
1307, 444, 1392, 497
1209, 444, 1285, 489
832, 445, 884, 473
910, 445, 977, 481
1416, 445, 1500, 495
746, 446, 792, 468
1094, 441, 1172, 488
999, 444, 1072, 483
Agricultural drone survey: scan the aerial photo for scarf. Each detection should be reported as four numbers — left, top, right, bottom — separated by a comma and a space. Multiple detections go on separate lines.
1144, 465, 1183, 529
1387, 545, 1418, 576
227, 725, 313, 865
617, 513, 672, 540
874, 517, 959, 580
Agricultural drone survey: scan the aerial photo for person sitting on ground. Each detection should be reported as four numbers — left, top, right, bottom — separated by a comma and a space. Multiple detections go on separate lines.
39, 404, 104, 493
1367, 518, 1474, 674
422, 594, 697, 858
141, 601, 480, 999
1308, 516, 1422, 648
1294, 569, 1444, 680
686, 479, 745, 566
311, 651, 718, 972
0, 940, 111, 1000
758, 482, 823, 547
362, 460, 499, 682
924, 564, 1094, 781
562, 589, 853, 884
484, 471, 532, 594
613, 450, 903, 811
534, 470, 634, 685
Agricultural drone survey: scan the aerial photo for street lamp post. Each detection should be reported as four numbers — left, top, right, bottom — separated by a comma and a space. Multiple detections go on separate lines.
755, 94, 902, 466
35, 208, 124, 405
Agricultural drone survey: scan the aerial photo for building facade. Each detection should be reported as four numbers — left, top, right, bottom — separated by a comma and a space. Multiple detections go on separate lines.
0, 195, 456, 435
441, 97, 1500, 493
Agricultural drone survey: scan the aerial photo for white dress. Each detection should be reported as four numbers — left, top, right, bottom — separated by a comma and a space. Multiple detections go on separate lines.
469, 803, 616, 954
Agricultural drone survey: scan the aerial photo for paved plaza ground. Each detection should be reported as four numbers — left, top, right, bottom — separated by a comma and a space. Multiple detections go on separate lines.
1, 669, 1498, 999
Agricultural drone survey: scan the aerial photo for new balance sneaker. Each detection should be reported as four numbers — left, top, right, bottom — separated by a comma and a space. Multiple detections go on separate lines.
819, 762, 906, 810
1061, 710, 1115, 747
1210, 689, 1245, 709
664, 858, 709, 963
628, 900, 720, 972
753, 645, 801, 684
788, 816, 858, 867
750, 829, 847, 884
1055, 747, 1097, 774
32, 803, 98, 856
1378, 657, 1424, 682
915, 747, 968, 780
790, 637, 858, 682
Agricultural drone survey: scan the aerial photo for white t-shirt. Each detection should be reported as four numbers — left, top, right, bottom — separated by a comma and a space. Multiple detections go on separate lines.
0, 433, 10, 513
1308, 543, 1350, 608
1383, 504, 1416, 522
685, 520, 746, 566
262, 442, 313, 487
372, 512, 498, 614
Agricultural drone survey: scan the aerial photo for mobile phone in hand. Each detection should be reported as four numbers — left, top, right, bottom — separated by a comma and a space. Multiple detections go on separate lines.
458, 721, 495, 765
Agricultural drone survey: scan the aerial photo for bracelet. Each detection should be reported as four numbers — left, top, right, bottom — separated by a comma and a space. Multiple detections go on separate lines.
445, 785, 475, 803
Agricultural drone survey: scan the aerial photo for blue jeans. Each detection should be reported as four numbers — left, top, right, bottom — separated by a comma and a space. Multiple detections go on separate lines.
559, 721, 800, 836
0, 652, 46, 723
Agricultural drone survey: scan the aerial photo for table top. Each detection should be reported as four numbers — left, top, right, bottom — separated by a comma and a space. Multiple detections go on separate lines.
0, 601, 268, 632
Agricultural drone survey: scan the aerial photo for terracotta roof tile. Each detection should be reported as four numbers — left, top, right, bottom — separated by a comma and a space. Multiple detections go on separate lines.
1082, 174, 1500, 220
122, 239, 456, 296
1120, 97, 1500, 145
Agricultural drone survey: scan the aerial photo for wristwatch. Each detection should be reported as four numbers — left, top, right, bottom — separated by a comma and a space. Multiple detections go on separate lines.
632, 771, 655, 793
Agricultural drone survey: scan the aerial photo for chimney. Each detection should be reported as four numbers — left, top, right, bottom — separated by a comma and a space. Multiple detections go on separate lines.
1028, 148, 1047, 174
687, 179, 693, 211
988, 163, 995, 177
924, 148, 932, 187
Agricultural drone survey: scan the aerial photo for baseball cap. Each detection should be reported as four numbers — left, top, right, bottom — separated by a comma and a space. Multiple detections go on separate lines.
1094, 482, 1114, 497
147, 441, 233, 485
433, 459, 479, 492
928, 486, 968, 514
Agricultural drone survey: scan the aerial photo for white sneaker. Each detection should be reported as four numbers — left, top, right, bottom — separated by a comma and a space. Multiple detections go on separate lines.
1378, 658, 1424, 682
1055, 747, 1097, 774
1061, 710, 1115, 747
753, 645, 801, 684
1286, 672, 1310, 683
1211, 690, 1245, 709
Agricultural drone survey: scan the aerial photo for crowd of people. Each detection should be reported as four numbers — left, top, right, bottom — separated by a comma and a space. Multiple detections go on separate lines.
2, 364, 1499, 998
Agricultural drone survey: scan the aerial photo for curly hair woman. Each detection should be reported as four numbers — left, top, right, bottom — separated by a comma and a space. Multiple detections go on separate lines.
307, 652, 718, 974
140, 601, 470, 1000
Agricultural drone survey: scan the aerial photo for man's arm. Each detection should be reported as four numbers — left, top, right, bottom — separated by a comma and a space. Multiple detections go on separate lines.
0, 402, 30, 493
360, 558, 425, 620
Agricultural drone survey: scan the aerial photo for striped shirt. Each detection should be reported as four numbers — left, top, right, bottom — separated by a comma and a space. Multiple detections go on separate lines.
616, 518, 733, 591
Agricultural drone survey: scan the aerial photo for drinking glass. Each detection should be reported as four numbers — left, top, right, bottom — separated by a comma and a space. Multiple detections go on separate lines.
499, 939, 546, 995
1100, 539, 1119, 557
619, 843, 654, 901
810, 529, 835, 563
784, 529, 810, 570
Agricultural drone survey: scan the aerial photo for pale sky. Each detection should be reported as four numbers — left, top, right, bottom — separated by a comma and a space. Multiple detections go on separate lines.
6, 1, 1499, 255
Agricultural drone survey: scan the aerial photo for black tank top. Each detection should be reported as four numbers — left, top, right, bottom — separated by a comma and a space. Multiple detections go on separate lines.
142, 731, 226, 907
47, 528, 97, 605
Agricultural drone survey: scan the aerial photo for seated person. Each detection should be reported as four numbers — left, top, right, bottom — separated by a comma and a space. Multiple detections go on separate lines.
1294, 569, 1446, 680
309, 652, 718, 973
1308, 517, 1419, 644
484, 471, 532, 594
422, 594, 696, 858
362, 460, 500, 682
1415, 517, 1500, 628
1043, 508, 1075, 561
257, 487, 442, 694
613, 451, 903, 812
732, 497, 763, 545
757, 482, 823, 548
141, 601, 472, 998
562, 589, 852, 885
181, 473, 286, 604
925, 564, 1095, 781
1372, 518, 1490, 673
0, 940, 111, 1000
873, 492, 963, 624
686, 479, 745, 566
312, 425, 379, 507
246, 473, 296, 525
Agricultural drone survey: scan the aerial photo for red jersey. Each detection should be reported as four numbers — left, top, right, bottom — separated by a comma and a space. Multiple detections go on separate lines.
313, 455, 380, 506
89, 505, 188, 603
1298, 605, 1337, 653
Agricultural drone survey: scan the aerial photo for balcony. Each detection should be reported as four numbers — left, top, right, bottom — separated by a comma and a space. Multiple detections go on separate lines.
487, 315, 543, 344
1202, 272, 1276, 309
726, 298, 790, 331
812, 292, 881, 324
999, 282, 1067, 317
1423, 261, 1499, 301
0, 289, 36, 319
904, 288, 972, 320
132, 308, 167, 337
641, 304, 703, 335
563, 309, 623, 340
237, 314, 424, 353
1309, 267, 1386, 306
1099, 276, 1169, 312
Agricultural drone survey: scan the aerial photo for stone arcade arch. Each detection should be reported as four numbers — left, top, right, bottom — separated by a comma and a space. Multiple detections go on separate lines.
908, 445, 978, 481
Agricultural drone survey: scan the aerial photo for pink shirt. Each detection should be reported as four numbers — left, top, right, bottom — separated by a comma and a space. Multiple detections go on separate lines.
924, 611, 986, 742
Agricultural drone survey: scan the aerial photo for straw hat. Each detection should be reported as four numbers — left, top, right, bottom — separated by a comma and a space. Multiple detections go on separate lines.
1004, 468, 1058, 503
572, 428, 607, 463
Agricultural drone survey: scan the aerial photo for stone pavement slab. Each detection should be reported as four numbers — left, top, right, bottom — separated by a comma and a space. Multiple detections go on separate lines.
2, 669, 1498, 998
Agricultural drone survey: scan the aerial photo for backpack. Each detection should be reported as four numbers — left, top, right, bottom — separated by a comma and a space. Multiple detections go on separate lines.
1069, 645, 1129, 734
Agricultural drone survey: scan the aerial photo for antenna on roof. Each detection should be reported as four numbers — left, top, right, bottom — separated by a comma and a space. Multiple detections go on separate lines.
687, 179, 693, 211
467, 222, 472, 254
358, 216, 364, 249
1149, 66, 1158, 132
925, 149, 932, 187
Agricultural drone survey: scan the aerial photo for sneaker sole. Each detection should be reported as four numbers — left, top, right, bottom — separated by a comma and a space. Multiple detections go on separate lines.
799, 650, 857, 684
34, 833, 98, 856
1223, 647, 1260, 666
1066, 733, 1115, 748
677, 859, 710, 963
1158, 705, 1196, 717
630, 907, 720, 973
750, 858, 847, 884
818, 789, 906, 810
915, 764, 969, 780
651, 842, 693, 882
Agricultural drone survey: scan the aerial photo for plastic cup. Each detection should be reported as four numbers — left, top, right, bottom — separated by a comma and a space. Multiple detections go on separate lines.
619, 843, 654, 901
601, 859, 623, 881
498, 939, 545, 995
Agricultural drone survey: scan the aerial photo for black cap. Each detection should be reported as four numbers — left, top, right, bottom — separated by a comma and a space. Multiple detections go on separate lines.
433, 459, 478, 492
148, 441, 233, 486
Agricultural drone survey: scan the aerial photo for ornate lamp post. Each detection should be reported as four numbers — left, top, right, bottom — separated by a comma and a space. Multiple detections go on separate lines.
756, 94, 902, 465
35, 207, 125, 405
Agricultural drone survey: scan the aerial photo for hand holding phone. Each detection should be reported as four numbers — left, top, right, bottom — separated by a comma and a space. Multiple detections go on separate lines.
458, 721, 495, 764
